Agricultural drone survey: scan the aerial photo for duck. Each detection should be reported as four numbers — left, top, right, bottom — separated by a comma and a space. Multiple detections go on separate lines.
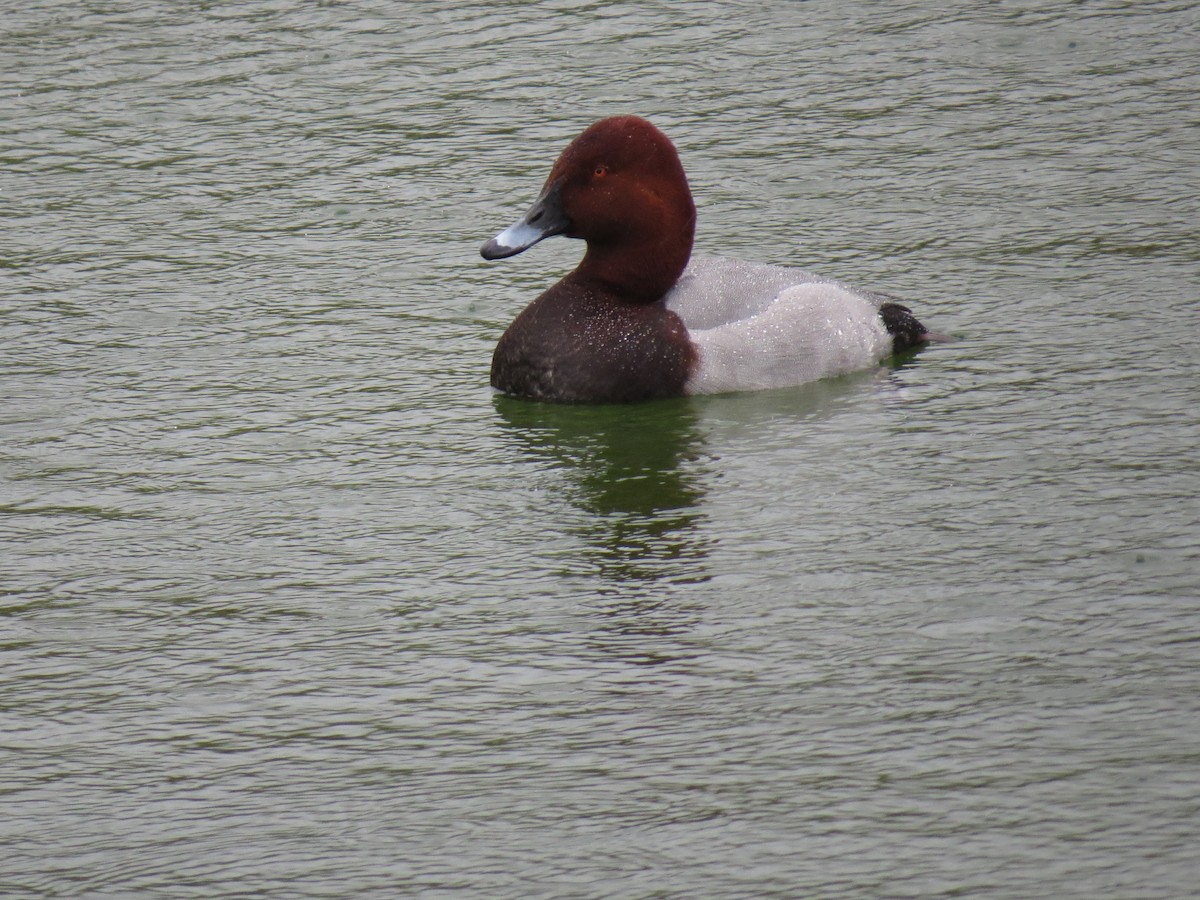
481, 115, 937, 404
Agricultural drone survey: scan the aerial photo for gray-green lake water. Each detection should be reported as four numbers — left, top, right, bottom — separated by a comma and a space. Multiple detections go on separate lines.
3, 1, 1198, 896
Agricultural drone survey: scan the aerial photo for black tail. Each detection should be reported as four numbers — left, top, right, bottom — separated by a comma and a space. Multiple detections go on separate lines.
878, 302, 931, 354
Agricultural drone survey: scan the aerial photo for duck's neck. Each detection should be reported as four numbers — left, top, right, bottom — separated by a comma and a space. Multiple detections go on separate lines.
572, 208, 695, 304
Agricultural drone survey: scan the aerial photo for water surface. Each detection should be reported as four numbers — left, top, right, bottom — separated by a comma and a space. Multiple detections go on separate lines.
2, 1, 1198, 896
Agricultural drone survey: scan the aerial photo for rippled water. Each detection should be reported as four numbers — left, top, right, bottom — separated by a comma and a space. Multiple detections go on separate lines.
3, 1, 1198, 896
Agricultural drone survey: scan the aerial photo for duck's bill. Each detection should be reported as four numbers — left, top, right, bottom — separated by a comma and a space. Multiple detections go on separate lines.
481, 181, 570, 260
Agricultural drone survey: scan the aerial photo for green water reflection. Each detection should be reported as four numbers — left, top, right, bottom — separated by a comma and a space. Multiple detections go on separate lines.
493, 394, 712, 585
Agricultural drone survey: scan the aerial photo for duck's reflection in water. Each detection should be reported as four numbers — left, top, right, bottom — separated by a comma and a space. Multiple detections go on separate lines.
493, 394, 712, 589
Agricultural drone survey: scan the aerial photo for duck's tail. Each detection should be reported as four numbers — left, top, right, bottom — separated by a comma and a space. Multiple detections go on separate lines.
879, 302, 954, 353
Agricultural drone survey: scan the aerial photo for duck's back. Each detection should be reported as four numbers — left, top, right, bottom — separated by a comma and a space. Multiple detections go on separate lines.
664, 256, 900, 328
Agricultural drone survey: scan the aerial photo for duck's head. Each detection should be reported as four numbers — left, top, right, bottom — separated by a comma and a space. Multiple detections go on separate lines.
482, 116, 697, 302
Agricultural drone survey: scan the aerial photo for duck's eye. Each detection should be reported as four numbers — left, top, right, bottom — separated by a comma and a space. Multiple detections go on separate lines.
593, 164, 608, 178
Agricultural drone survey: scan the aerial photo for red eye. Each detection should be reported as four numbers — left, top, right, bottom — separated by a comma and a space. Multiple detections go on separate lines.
593, 165, 608, 177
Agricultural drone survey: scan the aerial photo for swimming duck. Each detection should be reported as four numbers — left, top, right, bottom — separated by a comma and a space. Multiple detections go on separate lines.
481, 115, 935, 403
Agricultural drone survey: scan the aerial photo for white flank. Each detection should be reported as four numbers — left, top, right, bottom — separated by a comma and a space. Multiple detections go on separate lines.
665, 257, 894, 395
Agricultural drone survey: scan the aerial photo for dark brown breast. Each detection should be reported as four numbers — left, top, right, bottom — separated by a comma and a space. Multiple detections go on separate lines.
491, 280, 697, 403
